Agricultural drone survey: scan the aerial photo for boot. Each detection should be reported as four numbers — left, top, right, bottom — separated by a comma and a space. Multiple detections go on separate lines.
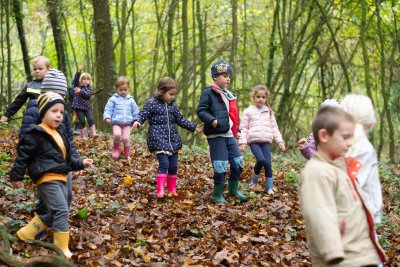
112, 143, 120, 159
156, 173, 167, 198
80, 128, 87, 140
89, 125, 98, 138
228, 180, 248, 202
53, 231, 72, 259
124, 146, 131, 160
249, 174, 259, 187
213, 183, 228, 204
16, 214, 48, 242
266, 177, 274, 194
167, 174, 178, 196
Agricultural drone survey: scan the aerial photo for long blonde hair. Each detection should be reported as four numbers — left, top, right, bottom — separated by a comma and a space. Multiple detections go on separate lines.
253, 84, 273, 115
79, 72, 93, 86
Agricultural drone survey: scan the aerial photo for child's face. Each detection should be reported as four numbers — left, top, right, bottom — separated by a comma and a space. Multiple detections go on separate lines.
214, 74, 231, 89
253, 90, 267, 108
42, 103, 65, 129
162, 88, 177, 104
80, 76, 91, 87
320, 121, 355, 160
32, 61, 49, 80
117, 84, 129, 97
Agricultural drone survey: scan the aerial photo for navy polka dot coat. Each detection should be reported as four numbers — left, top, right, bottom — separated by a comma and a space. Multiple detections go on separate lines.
136, 97, 197, 152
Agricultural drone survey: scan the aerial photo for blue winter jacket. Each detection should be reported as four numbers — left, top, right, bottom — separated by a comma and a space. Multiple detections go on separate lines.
103, 93, 140, 125
136, 97, 197, 152
19, 99, 79, 160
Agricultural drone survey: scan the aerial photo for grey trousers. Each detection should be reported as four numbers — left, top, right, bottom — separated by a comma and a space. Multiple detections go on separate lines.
37, 180, 69, 232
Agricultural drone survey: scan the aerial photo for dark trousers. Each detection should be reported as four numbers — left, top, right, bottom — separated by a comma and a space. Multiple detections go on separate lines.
207, 137, 243, 184
250, 143, 272, 177
156, 152, 178, 174
76, 108, 94, 128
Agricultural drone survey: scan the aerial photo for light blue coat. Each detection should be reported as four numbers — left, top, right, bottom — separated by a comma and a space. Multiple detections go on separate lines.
103, 93, 139, 125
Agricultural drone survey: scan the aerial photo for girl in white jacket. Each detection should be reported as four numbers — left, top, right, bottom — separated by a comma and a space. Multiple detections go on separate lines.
341, 94, 383, 224
239, 85, 285, 194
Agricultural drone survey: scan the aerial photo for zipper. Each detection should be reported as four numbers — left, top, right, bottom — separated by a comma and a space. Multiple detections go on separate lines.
165, 103, 173, 151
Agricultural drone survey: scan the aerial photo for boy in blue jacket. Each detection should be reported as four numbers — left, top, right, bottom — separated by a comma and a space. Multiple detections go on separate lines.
197, 60, 247, 204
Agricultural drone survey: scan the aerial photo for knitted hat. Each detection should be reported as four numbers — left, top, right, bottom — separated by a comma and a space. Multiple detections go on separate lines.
38, 92, 65, 119
211, 60, 233, 78
41, 69, 68, 96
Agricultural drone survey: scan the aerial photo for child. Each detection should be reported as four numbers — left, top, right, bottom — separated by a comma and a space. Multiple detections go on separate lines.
10, 91, 93, 258
133, 77, 203, 198
299, 106, 386, 266
298, 99, 340, 159
197, 60, 247, 204
18, 69, 81, 239
1, 56, 50, 122
103, 76, 140, 160
239, 85, 285, 194
68, 74, 80, 135
71, 70, 97, 139
341, 94, 383, 225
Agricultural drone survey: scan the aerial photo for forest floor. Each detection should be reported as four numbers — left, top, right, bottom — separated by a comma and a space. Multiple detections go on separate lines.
0, 126, 399, 266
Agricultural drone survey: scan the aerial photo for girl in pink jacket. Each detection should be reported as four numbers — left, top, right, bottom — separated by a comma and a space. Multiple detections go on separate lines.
239, 85, 285, 194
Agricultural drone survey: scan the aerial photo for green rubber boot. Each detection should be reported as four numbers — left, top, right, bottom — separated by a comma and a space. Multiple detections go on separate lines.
228, 180, 248, 202
213, 183, 228, 204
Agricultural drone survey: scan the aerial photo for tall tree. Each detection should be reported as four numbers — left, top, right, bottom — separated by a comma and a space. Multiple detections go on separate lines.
230, 0, 238, 91
12, 0, 31, 81
180, 0, 189, 111
79, 0, 92, 73
92, 0, 116, 129
166, 0, 177, 78
46, 0, 67, 74
196, 0, 206, 90
116, 0, 128, 75
5, 0, 11, 105
130, 0, 138, 100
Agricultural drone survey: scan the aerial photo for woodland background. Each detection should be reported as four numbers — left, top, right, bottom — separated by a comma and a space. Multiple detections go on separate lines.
0, 0, 399, 265
0, 0, 400, 161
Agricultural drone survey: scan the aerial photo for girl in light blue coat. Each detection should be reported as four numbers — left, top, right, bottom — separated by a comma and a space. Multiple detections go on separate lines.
103, 76, 139, 159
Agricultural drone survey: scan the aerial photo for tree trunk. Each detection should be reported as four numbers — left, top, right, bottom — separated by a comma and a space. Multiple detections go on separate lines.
166, 0, 177, 78
230, 0, 238, 91
46, 0, 67, 74
12, 0, 32, 81
118, 0, 128, 75
196, 0, 206, 90
6, 0, 11, 105
79, 0, 92, 73
131, 0, 138, 101
180, 0, 189, 110
0, 0, 5, 110
266, 0, 279, 89
92, 0, 116, 130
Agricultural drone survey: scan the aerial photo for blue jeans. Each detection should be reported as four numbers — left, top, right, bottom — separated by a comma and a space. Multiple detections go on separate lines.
207, 137, 243, 184
250, 143, 272, 177
156, 152, 178, 174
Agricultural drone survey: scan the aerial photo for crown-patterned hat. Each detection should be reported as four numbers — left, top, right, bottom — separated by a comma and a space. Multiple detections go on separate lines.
211, 60, 233, 78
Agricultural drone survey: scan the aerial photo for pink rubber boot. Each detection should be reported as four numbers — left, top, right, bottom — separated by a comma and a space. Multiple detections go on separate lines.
124, 146, 131, 160
167, 174, 178, 196
89, 125, 98, 138
156, 173, 167, 198
112, 143, 120, 159
80, 128, 87, 140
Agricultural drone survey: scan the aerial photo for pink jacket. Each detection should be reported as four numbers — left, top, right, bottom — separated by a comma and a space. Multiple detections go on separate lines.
239, 105, 283, 145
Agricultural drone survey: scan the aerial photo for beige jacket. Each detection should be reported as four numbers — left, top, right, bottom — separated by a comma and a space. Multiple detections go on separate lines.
299, 152, 386, 266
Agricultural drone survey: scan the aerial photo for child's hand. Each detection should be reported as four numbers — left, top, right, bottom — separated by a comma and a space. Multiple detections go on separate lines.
298, 138, 307, 145
211, 120, 218, 128
74, 87, 81, 93
12, 181, 24, 188
83, 159, 93, 168
236, 132, 241, 139
195, 124, 204, 132
240, 144, 247, 152
132, 121, 141, 129
105, 118, 111, 124
0, 115, 8, 122
73, 170, 83, 178
279, 142, 286, 152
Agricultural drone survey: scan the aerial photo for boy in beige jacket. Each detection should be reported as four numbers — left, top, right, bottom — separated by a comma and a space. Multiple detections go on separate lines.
299, 106, 386, 266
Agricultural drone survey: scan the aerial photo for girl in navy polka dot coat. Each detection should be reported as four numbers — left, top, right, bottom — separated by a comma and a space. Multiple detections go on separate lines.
133, 77, 203, 198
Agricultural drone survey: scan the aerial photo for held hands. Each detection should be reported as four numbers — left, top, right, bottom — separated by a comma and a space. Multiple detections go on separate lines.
195, 124, 204, 132
105, 118, 111, 125
73, 170, 83, 178
279, 142, 286, 152
132, 121, 141, 129
211, 120, 218, 128
298, 138, 308, 149
83, 159, 93, 168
